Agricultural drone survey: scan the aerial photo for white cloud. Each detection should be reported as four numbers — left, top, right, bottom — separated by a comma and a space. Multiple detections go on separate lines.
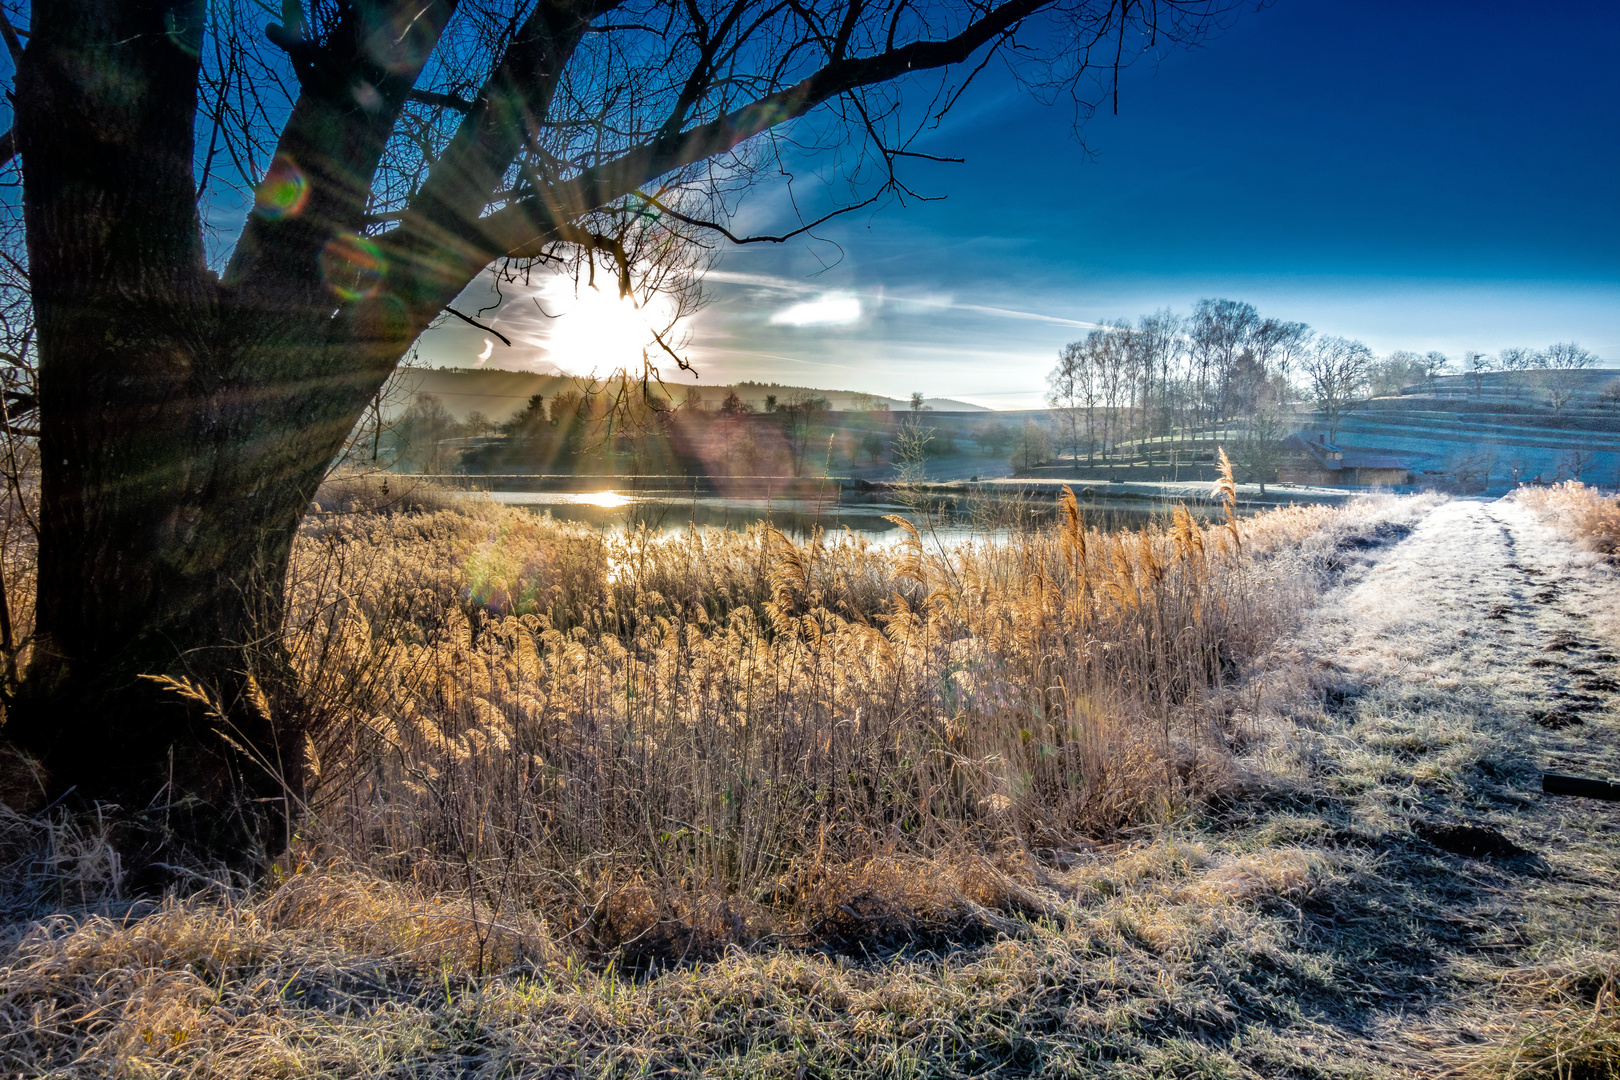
768, 293, 862, 326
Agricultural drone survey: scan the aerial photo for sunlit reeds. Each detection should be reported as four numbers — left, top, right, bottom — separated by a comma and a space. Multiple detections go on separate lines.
1515, 480, 1620, 559
284, 476, 1349, 957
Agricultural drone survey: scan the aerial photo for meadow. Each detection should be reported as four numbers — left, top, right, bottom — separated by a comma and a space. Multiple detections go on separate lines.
1, 473, 1616, 1078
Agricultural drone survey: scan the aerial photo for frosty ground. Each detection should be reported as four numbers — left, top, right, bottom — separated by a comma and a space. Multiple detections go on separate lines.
2, 491, 1617, 1079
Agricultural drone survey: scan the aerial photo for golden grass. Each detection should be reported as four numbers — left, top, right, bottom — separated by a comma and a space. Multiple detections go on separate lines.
0, 479, 1456, 1078
0, 838, 1368, 1078
1514, 481, 1620, 559
274, 477, 1357, 959
1449, 954, 1620, 1080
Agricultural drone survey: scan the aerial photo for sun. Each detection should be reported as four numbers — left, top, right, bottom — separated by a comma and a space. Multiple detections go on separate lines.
538, 278, 677, 375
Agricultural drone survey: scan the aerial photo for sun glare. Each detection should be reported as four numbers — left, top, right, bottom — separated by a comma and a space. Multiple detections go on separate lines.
574, 491, 632, 508
539, 279, 676, 374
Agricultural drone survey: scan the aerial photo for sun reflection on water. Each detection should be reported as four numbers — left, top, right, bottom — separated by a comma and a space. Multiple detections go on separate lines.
575, 491, 631, 508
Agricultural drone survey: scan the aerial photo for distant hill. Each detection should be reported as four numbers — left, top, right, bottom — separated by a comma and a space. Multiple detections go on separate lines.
730, 382, 990, 413
389, 367, 995, 422
390, 367, 570, 423
1319, 368, 1620, 489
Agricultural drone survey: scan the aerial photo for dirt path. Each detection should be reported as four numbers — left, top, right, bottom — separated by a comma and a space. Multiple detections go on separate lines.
1274, 494, 1620, 1073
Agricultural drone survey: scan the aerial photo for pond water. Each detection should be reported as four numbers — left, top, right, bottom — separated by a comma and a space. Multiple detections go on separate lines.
479, 489, 1241, 542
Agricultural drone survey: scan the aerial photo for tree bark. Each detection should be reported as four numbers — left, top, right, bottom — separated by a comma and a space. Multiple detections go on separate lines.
2, 0, 409, 866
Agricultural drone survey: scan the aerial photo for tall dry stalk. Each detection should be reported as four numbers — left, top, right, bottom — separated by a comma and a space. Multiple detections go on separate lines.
268, 485, 1341, 957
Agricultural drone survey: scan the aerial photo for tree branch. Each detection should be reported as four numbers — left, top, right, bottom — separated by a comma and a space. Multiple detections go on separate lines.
635, 185, 887, 245
224, 1, 459, 300
482, 0, 1047, 256
442, 305, 512, 346
409, 88, 476, 113
0, 8, 24, 65
382, 0, 620, 302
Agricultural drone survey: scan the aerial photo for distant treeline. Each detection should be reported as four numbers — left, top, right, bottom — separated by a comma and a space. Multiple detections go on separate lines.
1047, 298, 1606, 466
365, 385, 1027, 477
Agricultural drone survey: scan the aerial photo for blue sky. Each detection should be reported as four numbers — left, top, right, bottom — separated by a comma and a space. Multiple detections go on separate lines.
422, 0, 1620, 408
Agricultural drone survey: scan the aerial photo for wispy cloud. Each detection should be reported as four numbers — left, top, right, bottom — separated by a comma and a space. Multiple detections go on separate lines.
769, 293, 863, 326
704, 269, 1100, 329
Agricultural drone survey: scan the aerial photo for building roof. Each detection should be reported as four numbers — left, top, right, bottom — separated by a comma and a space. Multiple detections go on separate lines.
1341, 453, 1409, 471
1280, 432, 1345, 470
1280, 432, 1409, 473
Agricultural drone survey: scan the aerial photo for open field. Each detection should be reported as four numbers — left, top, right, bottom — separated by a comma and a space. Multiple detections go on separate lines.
0, 482, 1618, 1077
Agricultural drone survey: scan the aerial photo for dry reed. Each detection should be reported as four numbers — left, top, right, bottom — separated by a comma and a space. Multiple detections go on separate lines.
277, 475, 1357, 961
1514, 481, 1620, 559
0, 473, 1430, 1078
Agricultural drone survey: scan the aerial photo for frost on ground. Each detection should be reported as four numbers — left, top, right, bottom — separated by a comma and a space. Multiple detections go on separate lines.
4, 494, 1618, 1079
1235, 492, 1620, 1076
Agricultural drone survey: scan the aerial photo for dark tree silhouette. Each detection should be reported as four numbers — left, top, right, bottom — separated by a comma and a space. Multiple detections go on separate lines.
1, 0, 1235, 864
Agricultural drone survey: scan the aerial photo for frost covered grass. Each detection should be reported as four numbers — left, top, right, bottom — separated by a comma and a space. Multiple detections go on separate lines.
1515, 481, 1620, 561
275, 472, 1394, 962
5, 485, 1614, 1078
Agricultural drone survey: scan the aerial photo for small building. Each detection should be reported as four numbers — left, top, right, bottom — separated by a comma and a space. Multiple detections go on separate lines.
1278, 432, 1411, 487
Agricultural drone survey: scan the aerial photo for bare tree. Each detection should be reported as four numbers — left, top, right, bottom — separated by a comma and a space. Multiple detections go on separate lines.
4, 0, 1242, 860
1444, 450, 1496, 493
1600, 379, 1620, 412
1250, 318, 1311, 405
1497, 346, 1539, 396
1540, 341, 1598, 416
1133, 308, 1185, 442
1371, 349, 1424, 397
1464, 351, 1495, 399
1047, 337, 1098, 465
1188, 297, 1257, 437
1422, 351, 1452, 396
1303, 336, 1374, 441
780, 394, 830, 478
1232, 390, 1287, 495
1559, 448, 1597, 482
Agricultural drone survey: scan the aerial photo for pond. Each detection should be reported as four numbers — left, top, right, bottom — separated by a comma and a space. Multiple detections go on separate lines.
478, 489, 1244, 542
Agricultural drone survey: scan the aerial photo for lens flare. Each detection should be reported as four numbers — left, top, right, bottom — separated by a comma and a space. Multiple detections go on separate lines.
319, 233, 387, 301
255, 156, 310, 220
365, 7, 436, 73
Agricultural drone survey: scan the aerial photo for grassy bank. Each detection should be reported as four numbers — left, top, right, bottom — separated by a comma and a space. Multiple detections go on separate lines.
12, 481, 1615, 1078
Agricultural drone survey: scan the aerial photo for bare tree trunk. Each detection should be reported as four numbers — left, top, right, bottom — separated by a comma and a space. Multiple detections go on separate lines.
4, 1, 418, 867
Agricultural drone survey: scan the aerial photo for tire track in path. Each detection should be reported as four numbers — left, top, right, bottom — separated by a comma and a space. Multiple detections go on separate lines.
1281, 495, 1620, 1071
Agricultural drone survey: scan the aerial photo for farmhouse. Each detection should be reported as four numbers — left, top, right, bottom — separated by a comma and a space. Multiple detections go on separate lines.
1278, 432, 1411, 487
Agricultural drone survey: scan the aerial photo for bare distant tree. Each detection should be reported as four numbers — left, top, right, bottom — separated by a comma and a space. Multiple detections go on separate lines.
1497, 346, 1540, 395
1189, 298, 1259, 435
1009, 420, 1053, 474
1559, 448, 1597, 481
1600, 379, 1620, 412
1464, 352, 1495, 398
1134, 308, 1187, 437
1541, 342, 1599, 416
1233, 390, 1288, 495
1303, 336, 1374, 441
1251, 318, 1312, 403
1048, 337, 1099, 465
1444, 451, 1496, 493
1371, 350, 1424, 397
1422, 351, 1452, 396
780, 394, 831, 477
